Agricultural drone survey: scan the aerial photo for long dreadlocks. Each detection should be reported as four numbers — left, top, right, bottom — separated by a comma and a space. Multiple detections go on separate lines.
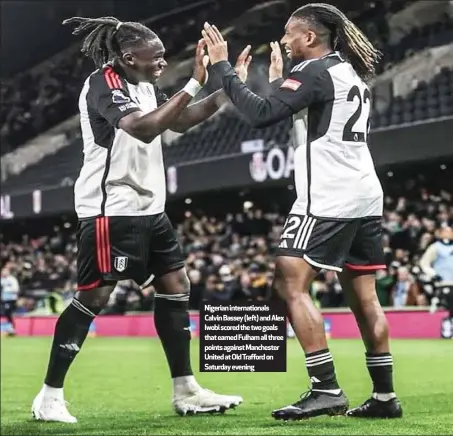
292, 3, 382, 82
63, 16, 158, 68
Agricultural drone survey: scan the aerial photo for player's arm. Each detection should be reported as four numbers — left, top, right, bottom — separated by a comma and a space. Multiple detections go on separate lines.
153, 87, 228, 133
169, 90, 226, 133
118, 88, 202, 142
202, 24, 326, 127
93, 40, 207, 143
161, 46, 252, 132
91, 78, 203, 143
210, 60, 325, 128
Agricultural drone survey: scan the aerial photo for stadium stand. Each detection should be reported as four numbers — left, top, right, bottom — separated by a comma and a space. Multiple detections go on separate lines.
383, 12, 453, 67
3, 0, 451, 189
373, 65, 453, 128
1, 141, 83, 194
0, 0, 256, 155
0, 0, 427, 155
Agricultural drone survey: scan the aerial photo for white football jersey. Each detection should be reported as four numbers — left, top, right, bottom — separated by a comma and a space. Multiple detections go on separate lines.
74, 65, 169, 218
282, 53, 384, 219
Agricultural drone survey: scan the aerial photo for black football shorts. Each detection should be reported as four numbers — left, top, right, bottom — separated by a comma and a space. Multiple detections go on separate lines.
76, 213, 185, 291
276, 214, 386, 272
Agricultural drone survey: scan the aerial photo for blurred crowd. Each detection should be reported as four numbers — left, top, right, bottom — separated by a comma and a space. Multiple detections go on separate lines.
1, 176, 452, 315
0, 0, 240, 154
0, 54, 88, 154
0, 0, 429, 155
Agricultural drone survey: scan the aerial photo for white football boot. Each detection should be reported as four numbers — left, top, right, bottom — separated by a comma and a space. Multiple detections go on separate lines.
172, 376, 243, 416
31, 387, 77, 423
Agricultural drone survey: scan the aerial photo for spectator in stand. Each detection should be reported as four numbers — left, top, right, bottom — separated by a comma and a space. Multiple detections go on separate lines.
314, 271, 344, 309
391, 266, 425, 308
203, 274, 225, 301
375, 268, 396, 307
246, 263, 271, 301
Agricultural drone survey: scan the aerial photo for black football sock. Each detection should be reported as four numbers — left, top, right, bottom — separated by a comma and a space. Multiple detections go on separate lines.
154, 293, 193, 378
305, 349, 340, 391
366, 352, 395, 396
44, 298, 100, 388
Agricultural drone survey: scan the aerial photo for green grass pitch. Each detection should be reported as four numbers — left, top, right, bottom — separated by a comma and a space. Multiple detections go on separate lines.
1, 337, 452, 435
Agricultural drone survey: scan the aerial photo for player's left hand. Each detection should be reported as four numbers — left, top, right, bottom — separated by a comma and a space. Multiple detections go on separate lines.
202, 22, 228, 64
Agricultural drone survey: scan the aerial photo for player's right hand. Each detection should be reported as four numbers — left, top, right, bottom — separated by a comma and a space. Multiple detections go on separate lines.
192, 39, 210, 85
269, 41, 283, 83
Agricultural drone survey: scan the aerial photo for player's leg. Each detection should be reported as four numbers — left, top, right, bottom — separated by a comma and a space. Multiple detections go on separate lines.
152, 268, 195, 388
32, 217, 119, 423
4, 301, 16, 335
146, 213, 242, 416
339, 218, 402, 418
271, 215, 353, 421
32, 285, 115, 423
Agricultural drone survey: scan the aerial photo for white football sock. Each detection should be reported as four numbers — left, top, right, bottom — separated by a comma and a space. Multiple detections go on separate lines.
373, 392, 396, 401
173, 375, 201, 395
40, 384, 64, 401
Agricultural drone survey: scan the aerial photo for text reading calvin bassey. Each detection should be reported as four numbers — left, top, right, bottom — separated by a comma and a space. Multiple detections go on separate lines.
200, 302, 287, 372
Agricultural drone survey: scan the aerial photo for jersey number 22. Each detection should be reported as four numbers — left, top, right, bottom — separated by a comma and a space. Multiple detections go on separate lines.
342, 85, 371, 143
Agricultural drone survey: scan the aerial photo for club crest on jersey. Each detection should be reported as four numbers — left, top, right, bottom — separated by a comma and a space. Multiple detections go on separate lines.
281, 78, 301, 91
112, 89, 131, 104
114, 256, 128, 272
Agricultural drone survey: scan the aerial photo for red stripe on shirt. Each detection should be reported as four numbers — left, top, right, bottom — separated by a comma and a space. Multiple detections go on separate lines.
103, 69, 115, 89
105, 67, 122, 89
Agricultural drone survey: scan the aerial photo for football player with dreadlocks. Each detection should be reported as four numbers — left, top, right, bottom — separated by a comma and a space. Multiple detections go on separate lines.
31, 16, 252, 423
204, 3, 403, 421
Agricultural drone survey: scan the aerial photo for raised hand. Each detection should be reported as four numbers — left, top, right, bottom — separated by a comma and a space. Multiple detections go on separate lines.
202, 22, 228, 64
192, 38, 210, 84
234, 45, 252, 83
269, 41, 284, 83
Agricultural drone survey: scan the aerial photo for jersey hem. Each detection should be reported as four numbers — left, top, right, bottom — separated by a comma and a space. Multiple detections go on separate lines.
312, 214, 382, 221
290, 212, 383, 222
76, 209, 166, 219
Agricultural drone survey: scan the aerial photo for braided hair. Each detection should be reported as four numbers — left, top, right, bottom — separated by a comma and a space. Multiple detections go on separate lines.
292, 3, 382, 82
63, 16, 158, 68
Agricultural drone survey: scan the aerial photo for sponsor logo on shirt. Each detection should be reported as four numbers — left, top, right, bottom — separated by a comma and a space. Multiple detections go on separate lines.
112, 89, 131, 104
280, 78, 301, 91
118, 102, 138, 112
